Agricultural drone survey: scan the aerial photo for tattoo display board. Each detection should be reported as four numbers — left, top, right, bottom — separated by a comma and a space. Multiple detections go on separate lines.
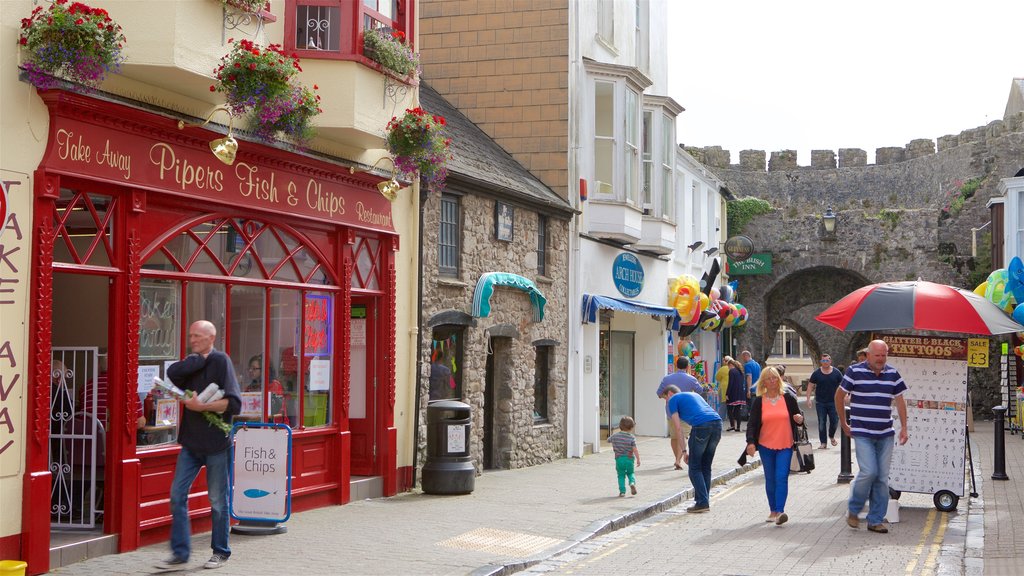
881, 335, 968, 498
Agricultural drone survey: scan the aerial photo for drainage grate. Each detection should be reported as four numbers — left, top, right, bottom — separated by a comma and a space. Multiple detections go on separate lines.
437, 527, 563, 557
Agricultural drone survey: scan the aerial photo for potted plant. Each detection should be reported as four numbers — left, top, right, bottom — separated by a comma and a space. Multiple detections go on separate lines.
18, 0, 126, 91
386, 107, 451, 191
362, 28, 418, 78
211, 38, 321, 143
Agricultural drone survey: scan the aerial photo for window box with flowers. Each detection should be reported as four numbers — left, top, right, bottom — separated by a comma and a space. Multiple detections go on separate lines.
386, 107, 451, 192
211, 38, 322, 143
363, 28, 418, 79
18, 0, 126, 91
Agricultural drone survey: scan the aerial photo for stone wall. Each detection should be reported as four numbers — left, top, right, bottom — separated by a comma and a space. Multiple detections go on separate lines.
419, 188, 570, 477
694, 115, 1024, 420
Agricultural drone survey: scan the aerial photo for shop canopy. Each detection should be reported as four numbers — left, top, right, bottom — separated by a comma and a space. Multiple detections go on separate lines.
582, 294, 681, 330
472, 272, 547, 322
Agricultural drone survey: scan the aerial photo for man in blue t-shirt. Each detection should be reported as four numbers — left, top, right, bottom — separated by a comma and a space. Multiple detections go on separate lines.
663, 385, 722, 514
836, 339, 909, 535
657, 357, 705, 468
807, 354, 844, 449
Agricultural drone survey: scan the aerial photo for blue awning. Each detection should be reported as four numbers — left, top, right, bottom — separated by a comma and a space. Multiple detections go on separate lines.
582, 294, 680, 330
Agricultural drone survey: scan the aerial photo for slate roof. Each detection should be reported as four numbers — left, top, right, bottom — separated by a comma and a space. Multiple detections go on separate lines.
418, 83, 575, 216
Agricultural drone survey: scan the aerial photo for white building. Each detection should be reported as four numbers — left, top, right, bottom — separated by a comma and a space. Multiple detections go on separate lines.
567, 1, 728, 454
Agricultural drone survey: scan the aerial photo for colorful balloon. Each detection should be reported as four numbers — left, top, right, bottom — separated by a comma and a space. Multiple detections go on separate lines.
1008, 257, 1024, 305
984, 268, 1016, 312
973, 281, 988, 297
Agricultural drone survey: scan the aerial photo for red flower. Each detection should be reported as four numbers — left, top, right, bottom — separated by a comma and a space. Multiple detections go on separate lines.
19, 37, 28, 45
75, 18, 83, 25
210, 85, 216, 91
249, 63, 257, 70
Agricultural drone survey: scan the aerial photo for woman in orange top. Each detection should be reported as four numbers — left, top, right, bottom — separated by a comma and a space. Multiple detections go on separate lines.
745, 366, 804, 525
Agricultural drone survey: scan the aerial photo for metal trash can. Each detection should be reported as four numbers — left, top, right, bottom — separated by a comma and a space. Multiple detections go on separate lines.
421, 400, 475, 495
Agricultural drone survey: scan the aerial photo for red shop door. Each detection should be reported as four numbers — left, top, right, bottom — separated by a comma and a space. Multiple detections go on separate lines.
348, 300, 377, 476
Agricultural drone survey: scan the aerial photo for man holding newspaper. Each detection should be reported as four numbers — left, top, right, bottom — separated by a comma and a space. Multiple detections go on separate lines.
157, 320, 241, 571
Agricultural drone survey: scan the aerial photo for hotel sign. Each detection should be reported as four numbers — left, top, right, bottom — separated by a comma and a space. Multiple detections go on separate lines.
727, 253, 772, 276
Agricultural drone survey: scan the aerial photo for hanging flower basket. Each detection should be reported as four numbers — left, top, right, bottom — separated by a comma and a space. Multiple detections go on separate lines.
211, 38, 321, 143
222, 0, 269, 14
18, 0, 126, 91
362, 28, 418, 78
386, 107, 451, 191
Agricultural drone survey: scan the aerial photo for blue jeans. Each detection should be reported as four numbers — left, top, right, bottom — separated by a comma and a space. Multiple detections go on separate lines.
815, 402, 840, 445
614, 455, 636, 494
850, 435, 895, 525
757, 446, 793, 513
169, 446, 231, 561
687, 421, 722, 507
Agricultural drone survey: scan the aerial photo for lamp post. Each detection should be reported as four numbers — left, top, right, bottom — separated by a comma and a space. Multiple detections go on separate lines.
822, 205, 837, 237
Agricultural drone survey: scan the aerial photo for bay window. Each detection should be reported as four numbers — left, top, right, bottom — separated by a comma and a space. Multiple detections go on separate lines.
284, 0, 412, 61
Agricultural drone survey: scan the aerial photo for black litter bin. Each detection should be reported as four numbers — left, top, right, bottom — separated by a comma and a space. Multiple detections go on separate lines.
422, 400, 475, 494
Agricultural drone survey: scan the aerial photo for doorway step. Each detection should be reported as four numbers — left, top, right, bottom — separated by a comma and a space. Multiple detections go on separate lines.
350, 475, 383, 500
50, 530, 117, 569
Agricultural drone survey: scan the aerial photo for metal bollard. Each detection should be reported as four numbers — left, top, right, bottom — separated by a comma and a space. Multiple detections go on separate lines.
992, 405, 1009, 481
838, 406, 854, 484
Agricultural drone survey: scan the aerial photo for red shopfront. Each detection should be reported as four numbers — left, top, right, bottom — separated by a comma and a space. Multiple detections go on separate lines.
20, 90, 399, 573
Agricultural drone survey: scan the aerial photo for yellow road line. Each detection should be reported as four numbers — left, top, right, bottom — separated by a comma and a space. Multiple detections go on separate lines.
921, 512, 948, 574
906, 508, 937, 574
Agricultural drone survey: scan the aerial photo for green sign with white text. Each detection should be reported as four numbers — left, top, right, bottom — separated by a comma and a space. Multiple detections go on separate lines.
728, 253, 772, 275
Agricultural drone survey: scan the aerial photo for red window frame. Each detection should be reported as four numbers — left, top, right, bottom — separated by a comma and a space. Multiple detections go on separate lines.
283, 0, 414, 65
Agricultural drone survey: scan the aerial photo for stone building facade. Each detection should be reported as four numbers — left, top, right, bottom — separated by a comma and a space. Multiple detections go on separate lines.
688, 111, 1024, 417
417, 86, 574, 474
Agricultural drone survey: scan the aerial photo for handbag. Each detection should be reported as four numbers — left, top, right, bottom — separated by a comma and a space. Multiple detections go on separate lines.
790, 423, 815, 473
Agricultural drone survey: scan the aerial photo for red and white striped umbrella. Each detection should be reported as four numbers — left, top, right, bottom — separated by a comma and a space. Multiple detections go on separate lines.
815, 280, 1024, 335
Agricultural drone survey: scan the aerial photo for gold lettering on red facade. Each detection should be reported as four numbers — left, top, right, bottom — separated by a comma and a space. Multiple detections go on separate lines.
305, 179, 345, 217
96, 139, 132, 180
149, 143, 224, 192
234, 163, 280, 203
55, 129, 92, 163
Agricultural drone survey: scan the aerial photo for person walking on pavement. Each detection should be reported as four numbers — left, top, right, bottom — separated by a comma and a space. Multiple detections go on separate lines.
158, 320, 242, 570
745, 367, 805, 525
807, 354, 843, 449
836, 339, 909, 534
741, 350, 761, 409
725, 358, 747, 432
662, 385, 723, 513
607, 416, 641, 497
657, 356, 704, 469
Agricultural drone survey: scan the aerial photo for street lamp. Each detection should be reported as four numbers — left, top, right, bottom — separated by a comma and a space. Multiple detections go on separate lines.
822, 205, 837, 235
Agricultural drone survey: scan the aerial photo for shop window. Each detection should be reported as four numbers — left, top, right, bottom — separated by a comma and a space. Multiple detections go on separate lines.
438, 194, 460, 277
533, 345, 551, 423
429, 327, 463, 400
285, 0, 409, 60
537, 214, 548, 276
52, 188, 116, 268
352, 236, 382, 291
144, 218, 329, 284
138, 217, 339, 443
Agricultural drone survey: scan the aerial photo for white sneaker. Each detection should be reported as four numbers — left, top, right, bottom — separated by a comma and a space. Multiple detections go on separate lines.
204, 554, 229, 569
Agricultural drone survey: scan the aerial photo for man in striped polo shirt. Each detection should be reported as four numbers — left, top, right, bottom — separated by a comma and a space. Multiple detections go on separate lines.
835, 339, 909, 534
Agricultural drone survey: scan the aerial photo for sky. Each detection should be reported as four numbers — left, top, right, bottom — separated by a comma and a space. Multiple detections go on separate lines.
667, 1, 1024, 165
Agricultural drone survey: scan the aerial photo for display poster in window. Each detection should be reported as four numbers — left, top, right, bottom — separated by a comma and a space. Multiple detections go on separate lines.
230, 423, 292, 523
155, 398, 178, 426
239, 392, 262, 418
880, 334, 968, 497
303, 294, 331, 357
139, 282, 179, 360
307, 359, 330, 391
495, 201, 514, 241
137, 365, 160, 396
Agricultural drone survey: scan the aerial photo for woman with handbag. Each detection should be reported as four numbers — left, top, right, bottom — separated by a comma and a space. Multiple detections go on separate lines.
745, 366, 805, 525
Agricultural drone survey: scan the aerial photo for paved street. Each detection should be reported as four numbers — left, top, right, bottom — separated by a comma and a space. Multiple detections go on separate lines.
46, 408, 1024, 576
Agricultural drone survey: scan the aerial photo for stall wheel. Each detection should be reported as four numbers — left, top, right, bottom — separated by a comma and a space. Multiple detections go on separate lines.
933, 490, 959, 512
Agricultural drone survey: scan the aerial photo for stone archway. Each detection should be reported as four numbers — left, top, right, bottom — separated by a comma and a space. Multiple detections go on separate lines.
737, 254, 881, 364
